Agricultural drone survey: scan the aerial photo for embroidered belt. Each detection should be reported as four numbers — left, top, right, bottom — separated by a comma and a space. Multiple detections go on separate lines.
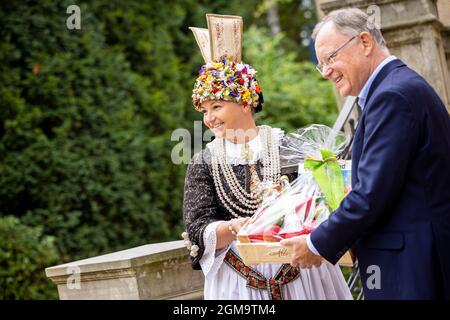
224, 249, 300, 300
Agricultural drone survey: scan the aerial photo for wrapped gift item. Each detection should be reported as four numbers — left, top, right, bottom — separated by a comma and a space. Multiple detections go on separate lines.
298, 159, 352, 196
237, 124, 353, 265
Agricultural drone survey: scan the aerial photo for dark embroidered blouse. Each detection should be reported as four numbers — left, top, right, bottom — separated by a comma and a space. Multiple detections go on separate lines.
183, 143, 297, 270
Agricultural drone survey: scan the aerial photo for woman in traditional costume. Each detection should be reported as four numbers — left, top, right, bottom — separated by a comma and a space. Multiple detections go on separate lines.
182, 14, 352, 300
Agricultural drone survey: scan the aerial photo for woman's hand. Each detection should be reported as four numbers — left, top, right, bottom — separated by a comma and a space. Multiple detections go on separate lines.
215, 217, 250, 250
229, 217, 250, 235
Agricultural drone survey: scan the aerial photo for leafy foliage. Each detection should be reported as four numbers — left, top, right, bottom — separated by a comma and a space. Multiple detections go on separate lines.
0, 0, 187, 263
0, 216, 59, 299
244, 27, 337, 131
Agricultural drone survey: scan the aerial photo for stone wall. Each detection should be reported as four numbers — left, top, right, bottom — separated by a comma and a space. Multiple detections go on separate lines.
45, 241, 204, 300
45, 239, 354, 299
443, 25, 450, 81
437, 0, 450, 26
437, 0, 450, 100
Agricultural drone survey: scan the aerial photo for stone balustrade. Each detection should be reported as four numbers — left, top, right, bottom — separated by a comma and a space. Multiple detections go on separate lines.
443, 26, 450, 73
45, 239, 354, 300
45, 241, 204, 300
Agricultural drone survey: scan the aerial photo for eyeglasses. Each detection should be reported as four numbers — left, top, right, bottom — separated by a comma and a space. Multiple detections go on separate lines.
315, 35, 357, 74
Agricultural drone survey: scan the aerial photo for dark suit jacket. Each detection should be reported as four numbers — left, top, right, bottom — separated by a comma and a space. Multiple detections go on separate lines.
311, 59, 450, 299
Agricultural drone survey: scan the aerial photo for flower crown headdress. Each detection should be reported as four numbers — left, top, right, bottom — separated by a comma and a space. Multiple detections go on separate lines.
190, 14, 264, 112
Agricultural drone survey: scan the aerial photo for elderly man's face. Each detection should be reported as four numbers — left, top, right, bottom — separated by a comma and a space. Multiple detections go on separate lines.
315, 22, 370, 97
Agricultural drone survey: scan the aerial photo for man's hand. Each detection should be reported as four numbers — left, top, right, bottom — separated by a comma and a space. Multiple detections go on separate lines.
280, 235, 323, 268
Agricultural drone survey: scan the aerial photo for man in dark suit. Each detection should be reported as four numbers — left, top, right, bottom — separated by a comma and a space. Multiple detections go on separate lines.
281, 8, 450, 299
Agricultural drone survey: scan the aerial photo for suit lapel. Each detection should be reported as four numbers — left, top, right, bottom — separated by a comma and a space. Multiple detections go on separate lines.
365, 59, 406, 111
350, 59, 406, 186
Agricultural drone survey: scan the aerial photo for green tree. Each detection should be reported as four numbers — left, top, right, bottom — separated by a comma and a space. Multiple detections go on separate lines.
0, 0, 188, 262
0, 216, 59, 299
252, 0, 318, 62
244, 27, 337, 132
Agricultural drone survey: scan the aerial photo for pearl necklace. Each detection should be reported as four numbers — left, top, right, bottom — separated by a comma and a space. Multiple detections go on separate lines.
210, 125, 281, 218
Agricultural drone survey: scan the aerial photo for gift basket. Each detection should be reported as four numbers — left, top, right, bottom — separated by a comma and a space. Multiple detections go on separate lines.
237, 124, 353, 265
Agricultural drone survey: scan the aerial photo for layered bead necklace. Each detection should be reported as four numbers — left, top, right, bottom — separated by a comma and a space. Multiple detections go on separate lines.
210, 125, 281, 218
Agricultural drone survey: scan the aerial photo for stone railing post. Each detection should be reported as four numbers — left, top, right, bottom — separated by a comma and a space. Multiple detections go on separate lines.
45, 241, 204, 300
316, 0, 450, 113
443, 27, 450, 78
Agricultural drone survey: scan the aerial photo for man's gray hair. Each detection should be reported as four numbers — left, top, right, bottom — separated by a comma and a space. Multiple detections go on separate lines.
312, 8, 387, 49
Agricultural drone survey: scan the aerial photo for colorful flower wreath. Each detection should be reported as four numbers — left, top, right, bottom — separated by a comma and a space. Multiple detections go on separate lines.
192, 59, 263, 112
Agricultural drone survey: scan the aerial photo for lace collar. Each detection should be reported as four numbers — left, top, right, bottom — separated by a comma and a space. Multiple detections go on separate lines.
206, 127, 284, 165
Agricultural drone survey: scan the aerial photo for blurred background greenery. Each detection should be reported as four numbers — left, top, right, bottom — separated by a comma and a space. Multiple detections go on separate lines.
0, 0, 337, 299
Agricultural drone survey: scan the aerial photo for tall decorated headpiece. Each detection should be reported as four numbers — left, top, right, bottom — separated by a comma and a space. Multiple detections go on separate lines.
190, 14, 264, 112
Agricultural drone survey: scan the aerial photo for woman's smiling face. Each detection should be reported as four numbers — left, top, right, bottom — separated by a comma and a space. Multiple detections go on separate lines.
199, 100, 256, 142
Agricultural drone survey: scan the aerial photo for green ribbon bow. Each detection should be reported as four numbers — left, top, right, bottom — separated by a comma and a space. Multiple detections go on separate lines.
303, 149, 344, 211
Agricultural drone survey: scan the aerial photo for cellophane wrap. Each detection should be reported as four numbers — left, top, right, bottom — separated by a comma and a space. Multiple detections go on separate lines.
238, 124, 350, 244
279, 124, 348, 165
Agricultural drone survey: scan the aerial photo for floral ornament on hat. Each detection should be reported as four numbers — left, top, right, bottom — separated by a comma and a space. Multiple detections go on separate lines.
192, 58, 264, 112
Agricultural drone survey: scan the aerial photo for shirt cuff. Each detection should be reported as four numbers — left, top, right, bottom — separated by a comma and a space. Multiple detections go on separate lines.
306, 234, 321, 256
